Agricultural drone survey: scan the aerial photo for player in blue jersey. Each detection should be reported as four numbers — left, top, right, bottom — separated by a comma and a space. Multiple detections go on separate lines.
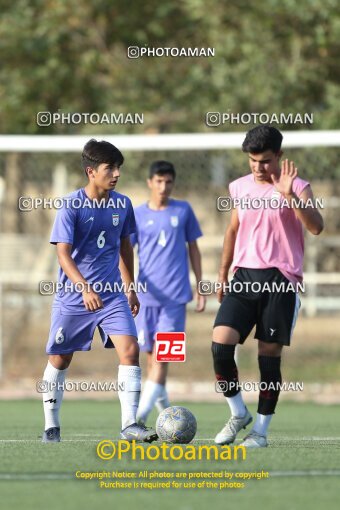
130, 161, 206, 424
41, 139, 157, 443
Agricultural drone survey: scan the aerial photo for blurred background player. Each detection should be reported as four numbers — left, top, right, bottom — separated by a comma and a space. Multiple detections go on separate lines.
212, 126, 324, 447
130, 161, 206, 425
42, 139, 157, 443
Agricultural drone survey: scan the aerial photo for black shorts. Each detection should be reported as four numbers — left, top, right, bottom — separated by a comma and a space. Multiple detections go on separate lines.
214, 268, 300, 346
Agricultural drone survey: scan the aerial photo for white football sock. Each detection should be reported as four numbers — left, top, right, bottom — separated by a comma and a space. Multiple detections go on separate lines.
42, 361, 67, 430
226, 392, 246, 417
155, 385, 170, 413
118, 365, 141, 430
136, 380, 164, 422
252, 413, 273, 436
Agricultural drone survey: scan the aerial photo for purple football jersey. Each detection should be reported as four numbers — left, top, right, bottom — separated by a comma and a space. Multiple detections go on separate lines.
50, 188, 136, 312
131, 199, 202, 305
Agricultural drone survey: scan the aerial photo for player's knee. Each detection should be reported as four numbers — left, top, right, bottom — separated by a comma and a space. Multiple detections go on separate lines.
211, 342, 240, 397
258, 341, 283, 357
48, 354, 73, 370
211, 342, 236, 365
120, 340, 140, 365
213, 325, 240, 345
211, 342, 236, 377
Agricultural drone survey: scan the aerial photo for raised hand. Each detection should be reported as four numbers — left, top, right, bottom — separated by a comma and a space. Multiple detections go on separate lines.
271, 159, 298, 197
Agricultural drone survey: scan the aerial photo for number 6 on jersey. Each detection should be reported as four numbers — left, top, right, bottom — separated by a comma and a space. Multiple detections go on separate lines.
97, 230, 106, 249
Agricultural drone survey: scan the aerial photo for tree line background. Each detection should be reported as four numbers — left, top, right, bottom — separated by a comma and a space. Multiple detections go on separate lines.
0, 0, 338, 134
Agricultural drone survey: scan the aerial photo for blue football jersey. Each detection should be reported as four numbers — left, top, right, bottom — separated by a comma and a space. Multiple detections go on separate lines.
50, 188, 136, 311
131, 199, 202, 305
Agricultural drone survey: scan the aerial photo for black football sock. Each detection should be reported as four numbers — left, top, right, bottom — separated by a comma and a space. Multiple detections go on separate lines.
211, 342, 240, 398
257, 355, 282, 415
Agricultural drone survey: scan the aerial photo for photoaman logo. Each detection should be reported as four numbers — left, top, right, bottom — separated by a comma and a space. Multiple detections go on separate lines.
96, 440, 246, 461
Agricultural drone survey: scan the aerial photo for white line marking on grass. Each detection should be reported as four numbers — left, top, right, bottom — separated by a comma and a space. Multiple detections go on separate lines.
0, 474, 73, 480
1, 437, 339, 444
0, 439, 105, 443
0, 440, 43, 442
282, 437, 340, 441
195, 437, 340, 442
72, 434, 104, 437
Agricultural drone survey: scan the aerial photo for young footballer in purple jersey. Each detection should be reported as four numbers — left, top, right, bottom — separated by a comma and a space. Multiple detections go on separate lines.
212, 126, 323, 448
130, 161, 206, 425
41, 139, 157, 443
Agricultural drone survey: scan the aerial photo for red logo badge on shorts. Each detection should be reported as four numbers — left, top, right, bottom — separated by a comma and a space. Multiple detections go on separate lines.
155, 332, 186, 362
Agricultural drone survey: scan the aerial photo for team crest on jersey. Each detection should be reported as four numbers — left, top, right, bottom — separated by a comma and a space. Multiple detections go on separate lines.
55, 327, 64, 344
112, 214, 120, 226
170, 215, 179, 227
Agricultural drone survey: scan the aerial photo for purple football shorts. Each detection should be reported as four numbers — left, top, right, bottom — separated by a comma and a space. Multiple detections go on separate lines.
46, 294, 137, 354
134, 303, 186, 352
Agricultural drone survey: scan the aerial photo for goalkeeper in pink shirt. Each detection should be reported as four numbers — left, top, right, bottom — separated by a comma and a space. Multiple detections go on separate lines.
212, 125, 323, 448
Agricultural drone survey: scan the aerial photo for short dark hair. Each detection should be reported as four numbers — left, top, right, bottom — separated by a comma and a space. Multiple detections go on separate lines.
242, 125, 283, 154
82, 139, 124, 174
149, 160, 176, 179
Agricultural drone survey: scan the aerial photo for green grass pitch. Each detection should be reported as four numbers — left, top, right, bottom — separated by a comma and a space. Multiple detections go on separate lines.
1, 400, 339, 510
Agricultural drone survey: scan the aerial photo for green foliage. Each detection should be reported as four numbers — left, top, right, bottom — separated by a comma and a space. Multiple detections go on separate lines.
0, 0, 339, 176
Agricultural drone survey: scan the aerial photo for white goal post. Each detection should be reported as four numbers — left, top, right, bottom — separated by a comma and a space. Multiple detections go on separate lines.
0, 130, 340, 152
